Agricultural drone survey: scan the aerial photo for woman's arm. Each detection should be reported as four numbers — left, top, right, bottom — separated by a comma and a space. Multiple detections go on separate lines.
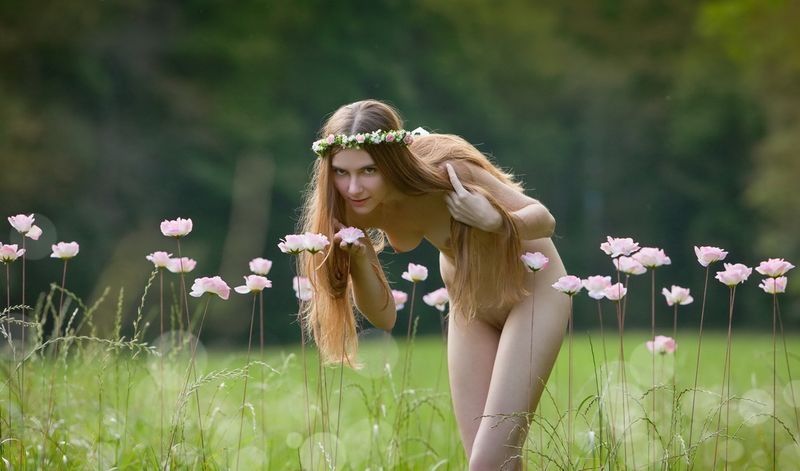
339, 234, 396, 331
445, 162, 555, 240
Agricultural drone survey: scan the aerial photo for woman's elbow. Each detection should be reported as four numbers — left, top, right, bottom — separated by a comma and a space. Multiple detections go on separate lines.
544, 212, 556, 238
375, 311, 396, 331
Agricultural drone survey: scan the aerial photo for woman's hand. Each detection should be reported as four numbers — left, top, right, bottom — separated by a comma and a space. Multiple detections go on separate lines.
332, 218, 368, 258
445, 163, 503, 232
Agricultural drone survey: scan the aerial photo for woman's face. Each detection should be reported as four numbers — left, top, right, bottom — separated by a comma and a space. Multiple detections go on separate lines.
331, 149, 391, 215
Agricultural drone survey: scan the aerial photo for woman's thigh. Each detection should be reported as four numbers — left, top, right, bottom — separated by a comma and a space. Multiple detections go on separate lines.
447, 312, 501, 458
469, 284, 570, 469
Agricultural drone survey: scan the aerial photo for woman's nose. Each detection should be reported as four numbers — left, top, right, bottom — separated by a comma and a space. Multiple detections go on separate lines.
348, 176, 362, 194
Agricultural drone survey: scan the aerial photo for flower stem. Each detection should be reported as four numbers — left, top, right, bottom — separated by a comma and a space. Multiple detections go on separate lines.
236, 294, 258, 471
688, 266, 709, 469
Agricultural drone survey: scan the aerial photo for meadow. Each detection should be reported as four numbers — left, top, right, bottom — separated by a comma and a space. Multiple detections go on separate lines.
1, 317, 798, 470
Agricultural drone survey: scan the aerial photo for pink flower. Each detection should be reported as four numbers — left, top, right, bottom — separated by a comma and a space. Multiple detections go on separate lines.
26, 225, 42, 240
403, 134, 414, 145
520, 251, 549, 272
50, 241, 80, 259
355, 134, 366, 144
715, 263, 752, 287
326, 134, 335, 145
392, 289, 408, 310
385, 133, 396, 142
662, 285, 693, 306
234, 274, 272, 294
402, 263, 428, 283
189, 276, 231, 300
278, 234, 306, 254
552, 275, 583, 295
759, 277, 788, 294
166, 257, 197, 274
423, 287, 449, 312
583, 275, 612, 300
0, 244, 25, 262
249, 257, 273, 275
613, 256, 647, 275
600, 236, 640, 258
604, 283, 628, 301
335, 227, 366, 245
694, 246, 728, 267
646, 335, 677, 354
293, 276, 313, 301
8, 214, 35, 233
755, 258, 795, 278
632, 247, 671, 268
146, 251, 173, 268
303, 232, 330, 254
160, 218, 193, 238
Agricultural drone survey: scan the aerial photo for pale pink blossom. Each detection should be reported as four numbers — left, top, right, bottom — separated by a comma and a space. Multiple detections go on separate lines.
583, 275, 612, 300
8, 214, 35, 234
303, 232, 330, 253
759, 277, 788, 294
755, 258, 795, 278
160, 217, 193, 237
326, 134, 335, 145
600, 236, 640, 258
662, 285, 693, 306
166, 257, 197, 274
423, 287, 450, 312
613, 256, 647, 275
646, 335, 677, 354
249, 257, 273, 275
694, 246, 728, 267
146, 251, 173, 268
234, 274, 272, 294
521, 251, 549, 272
0, 244, 25, 262
402, 263, 428, 283
335, 227, 366, 245
632, 247, 671, 268
50, 241, 80, 259
189, 276, 230, 300
552, 275, 583, 295
403, 134, 414, 145
26, 225, 42, 240
604, 283, 628, 301
715, 263, 752, 287
278, 234, 306, 254
392, 289, 408, 310
293, 276, 313, 301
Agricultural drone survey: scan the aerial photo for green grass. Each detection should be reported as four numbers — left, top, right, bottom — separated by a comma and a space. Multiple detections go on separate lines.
1, 325, 799, 469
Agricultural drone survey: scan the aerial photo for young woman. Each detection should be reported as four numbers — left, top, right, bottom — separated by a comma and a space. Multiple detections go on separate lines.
299, 99, 569, 469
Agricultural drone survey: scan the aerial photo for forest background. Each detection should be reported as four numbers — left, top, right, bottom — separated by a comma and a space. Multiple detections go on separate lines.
1, 0, 798, 346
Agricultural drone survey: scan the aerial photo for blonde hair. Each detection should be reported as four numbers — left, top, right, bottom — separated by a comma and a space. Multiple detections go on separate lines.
300, 100, 528, 364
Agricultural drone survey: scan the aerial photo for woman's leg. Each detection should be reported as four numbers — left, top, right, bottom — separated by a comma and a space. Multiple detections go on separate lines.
469, 285, 570, 470
447, 312, 502, 459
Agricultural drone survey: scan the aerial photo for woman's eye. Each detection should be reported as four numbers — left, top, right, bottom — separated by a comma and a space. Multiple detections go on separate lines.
363, 167, 377, 175
334, 169, 347, 176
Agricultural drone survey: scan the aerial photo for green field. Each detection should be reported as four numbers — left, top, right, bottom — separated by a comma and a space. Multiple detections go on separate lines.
1, 327, 799, 470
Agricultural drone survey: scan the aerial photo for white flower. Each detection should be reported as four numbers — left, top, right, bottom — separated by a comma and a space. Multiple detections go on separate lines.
50, 242, 80, 260
401, 263, 428, 282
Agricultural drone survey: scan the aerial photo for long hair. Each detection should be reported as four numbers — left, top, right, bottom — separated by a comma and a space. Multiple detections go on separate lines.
300, 100, 528, 364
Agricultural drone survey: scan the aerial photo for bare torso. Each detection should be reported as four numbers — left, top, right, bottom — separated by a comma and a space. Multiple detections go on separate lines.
357, 189, 567, 329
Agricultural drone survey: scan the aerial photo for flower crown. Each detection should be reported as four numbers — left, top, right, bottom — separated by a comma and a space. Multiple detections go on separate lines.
311, 127, 429, 157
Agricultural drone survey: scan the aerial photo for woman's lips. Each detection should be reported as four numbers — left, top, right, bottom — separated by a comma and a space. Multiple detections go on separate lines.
350, 197, 369, 207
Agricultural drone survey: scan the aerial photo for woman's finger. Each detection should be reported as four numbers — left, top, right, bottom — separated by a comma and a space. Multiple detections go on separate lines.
446, 163, 469, 196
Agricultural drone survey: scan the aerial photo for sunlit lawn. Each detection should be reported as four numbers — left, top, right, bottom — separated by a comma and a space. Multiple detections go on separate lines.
1, 329, 798, 469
